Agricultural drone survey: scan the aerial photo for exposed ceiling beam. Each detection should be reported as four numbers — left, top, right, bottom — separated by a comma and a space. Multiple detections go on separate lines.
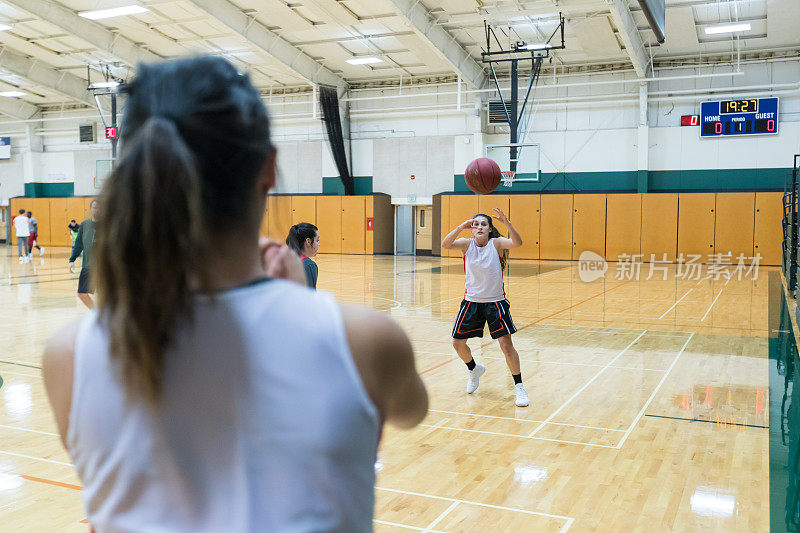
0, 47, 100, 109
607, 0, 650, 77
187, 0, 346, 91
387, 0, 489, 89
0, 96, 40, 120
4, 0, 161, 67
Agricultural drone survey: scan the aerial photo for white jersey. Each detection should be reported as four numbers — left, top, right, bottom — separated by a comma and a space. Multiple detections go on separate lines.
67, 279, 380, 533
13, 215, 29, 237
464, 238, 505, 303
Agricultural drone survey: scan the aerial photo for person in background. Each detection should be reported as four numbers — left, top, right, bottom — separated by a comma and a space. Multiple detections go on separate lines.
13, 208, 30, 262
68, 219, 80, 245
26, 211, 44, 258
42, 56, 427, 533
68, 200, 98, 309
286, 222, 320, 289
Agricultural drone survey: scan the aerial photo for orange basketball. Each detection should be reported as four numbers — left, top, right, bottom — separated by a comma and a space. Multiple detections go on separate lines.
464, 157, 501, 195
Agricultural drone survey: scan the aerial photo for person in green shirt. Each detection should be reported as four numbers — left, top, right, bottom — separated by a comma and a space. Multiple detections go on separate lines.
68, 219, 80, 244
69, 199, 98, 309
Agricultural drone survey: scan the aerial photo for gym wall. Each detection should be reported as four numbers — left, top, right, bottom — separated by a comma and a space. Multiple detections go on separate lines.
437, 192, 783, 265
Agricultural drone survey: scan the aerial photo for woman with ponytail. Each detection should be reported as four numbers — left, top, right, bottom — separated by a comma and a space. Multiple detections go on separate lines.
441, 207, 528, 407
41, 56, 427, 533
286, 222, 320, 288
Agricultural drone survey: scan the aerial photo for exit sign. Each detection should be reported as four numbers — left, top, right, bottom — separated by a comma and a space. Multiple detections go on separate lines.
105, 126, 118, 139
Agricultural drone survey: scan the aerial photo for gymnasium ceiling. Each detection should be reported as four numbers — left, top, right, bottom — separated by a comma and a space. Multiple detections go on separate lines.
0, 0, 796, 118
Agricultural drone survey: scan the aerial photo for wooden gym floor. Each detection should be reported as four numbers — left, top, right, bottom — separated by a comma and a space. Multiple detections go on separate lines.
0, 246, 783, 531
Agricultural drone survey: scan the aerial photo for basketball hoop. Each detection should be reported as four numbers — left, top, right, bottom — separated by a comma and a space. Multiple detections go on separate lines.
500, 170, 515, 187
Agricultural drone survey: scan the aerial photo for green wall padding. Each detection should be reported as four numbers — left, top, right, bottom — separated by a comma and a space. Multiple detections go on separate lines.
453, 168, 790, 193
322, 176, 373, 195
24, 183, 74, 197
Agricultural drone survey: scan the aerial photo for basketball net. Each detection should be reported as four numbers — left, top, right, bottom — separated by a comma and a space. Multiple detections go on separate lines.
500, 170, 515, 187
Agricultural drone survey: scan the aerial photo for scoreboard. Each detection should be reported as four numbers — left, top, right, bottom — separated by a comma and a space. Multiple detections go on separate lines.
700, 97, 778, 137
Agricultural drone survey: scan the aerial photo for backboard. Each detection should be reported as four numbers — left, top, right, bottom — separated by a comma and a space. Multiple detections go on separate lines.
484, 142, 540, 186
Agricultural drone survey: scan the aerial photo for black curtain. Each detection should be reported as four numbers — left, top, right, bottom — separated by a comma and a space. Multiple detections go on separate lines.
319, 86, 354, 196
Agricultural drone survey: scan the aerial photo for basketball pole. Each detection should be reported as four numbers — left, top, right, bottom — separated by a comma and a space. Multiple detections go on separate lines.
510, 59, 518, 173
481, 14, 565, 176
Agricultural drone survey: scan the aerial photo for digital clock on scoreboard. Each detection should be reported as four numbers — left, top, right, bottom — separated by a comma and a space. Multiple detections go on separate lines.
700, 97, 778, 137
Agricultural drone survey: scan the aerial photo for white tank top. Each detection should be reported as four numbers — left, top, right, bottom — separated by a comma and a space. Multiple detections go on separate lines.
464, 238, 505, 303
67, 279, 380, 533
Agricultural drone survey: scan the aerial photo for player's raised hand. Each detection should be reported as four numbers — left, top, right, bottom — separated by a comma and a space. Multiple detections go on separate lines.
459, 218, 477, 230
492, 208, 509, 225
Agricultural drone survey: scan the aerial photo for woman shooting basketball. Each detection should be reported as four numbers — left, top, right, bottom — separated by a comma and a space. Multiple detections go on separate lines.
441, 208, 528, 407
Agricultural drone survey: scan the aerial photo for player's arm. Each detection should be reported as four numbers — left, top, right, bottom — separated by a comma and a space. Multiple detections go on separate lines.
441, 219, 474, 251
68, 225, 84, 272
492, 208, 522, 249
42, 318, 81, 448
341, 304, 428, 429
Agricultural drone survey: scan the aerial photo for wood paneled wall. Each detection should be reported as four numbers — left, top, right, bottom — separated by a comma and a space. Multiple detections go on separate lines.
9, 195, 393, 256
9, 197, 96, 247
261, 194, 393, 255
437, 192, 783, 265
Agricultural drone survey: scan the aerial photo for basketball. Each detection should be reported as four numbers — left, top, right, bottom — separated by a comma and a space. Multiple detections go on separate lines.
464, 157, 501, 195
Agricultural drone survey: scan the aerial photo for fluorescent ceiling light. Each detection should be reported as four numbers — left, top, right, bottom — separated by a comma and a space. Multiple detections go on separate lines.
0, 24, 12, 32
79, 6, 148, 20
89, 81, 120, 89
0, 91, 25, 97
705, 23, 751, 35
346, 56, 382, 65
521, 43, 552, 51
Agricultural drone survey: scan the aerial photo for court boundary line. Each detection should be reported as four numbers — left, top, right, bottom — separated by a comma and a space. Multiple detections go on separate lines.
417, 424, 619, 448
431, 351, 667, 373
644, 413, 768, 429
527, 330, 648, 438
0, 424, 59, 437
427, 409, 627, 432
375, 486, 575, 525
0, 359, 42, 370
0, 449, 72, 466
701, 277, 731, 321
422, 501, 460, 532
373, 519, 443, 532
615, 333, 695, 449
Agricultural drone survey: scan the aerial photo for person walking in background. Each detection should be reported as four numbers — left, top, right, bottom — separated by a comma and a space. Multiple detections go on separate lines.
68, 199, 98, 309
68, 219, 80, 245
26, 211, 44, 258
286, 222, 320, 289
13, 208, 30, 262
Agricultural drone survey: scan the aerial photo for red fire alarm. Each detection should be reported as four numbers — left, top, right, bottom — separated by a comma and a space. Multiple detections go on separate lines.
366, 217, 374, 231
105, 126, 118, 139
410, 174, 415, 180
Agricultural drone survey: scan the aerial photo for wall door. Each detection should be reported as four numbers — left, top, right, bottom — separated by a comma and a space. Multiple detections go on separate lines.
416, 205, 432, 253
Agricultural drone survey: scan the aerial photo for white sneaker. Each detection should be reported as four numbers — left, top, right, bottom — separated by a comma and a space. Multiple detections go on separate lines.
466, 364, 485, 394
18, 256, 23, 263
23, 256, 30, 263
28, 253, 32, 260
515, 383, 530, 407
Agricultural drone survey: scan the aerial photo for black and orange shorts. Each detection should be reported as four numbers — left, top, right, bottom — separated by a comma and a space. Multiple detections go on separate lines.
451, 299, 516, 339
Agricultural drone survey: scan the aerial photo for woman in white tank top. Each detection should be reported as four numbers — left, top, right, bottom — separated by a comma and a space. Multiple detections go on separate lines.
441, 208, 529, 407
41, 56, 428, 533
